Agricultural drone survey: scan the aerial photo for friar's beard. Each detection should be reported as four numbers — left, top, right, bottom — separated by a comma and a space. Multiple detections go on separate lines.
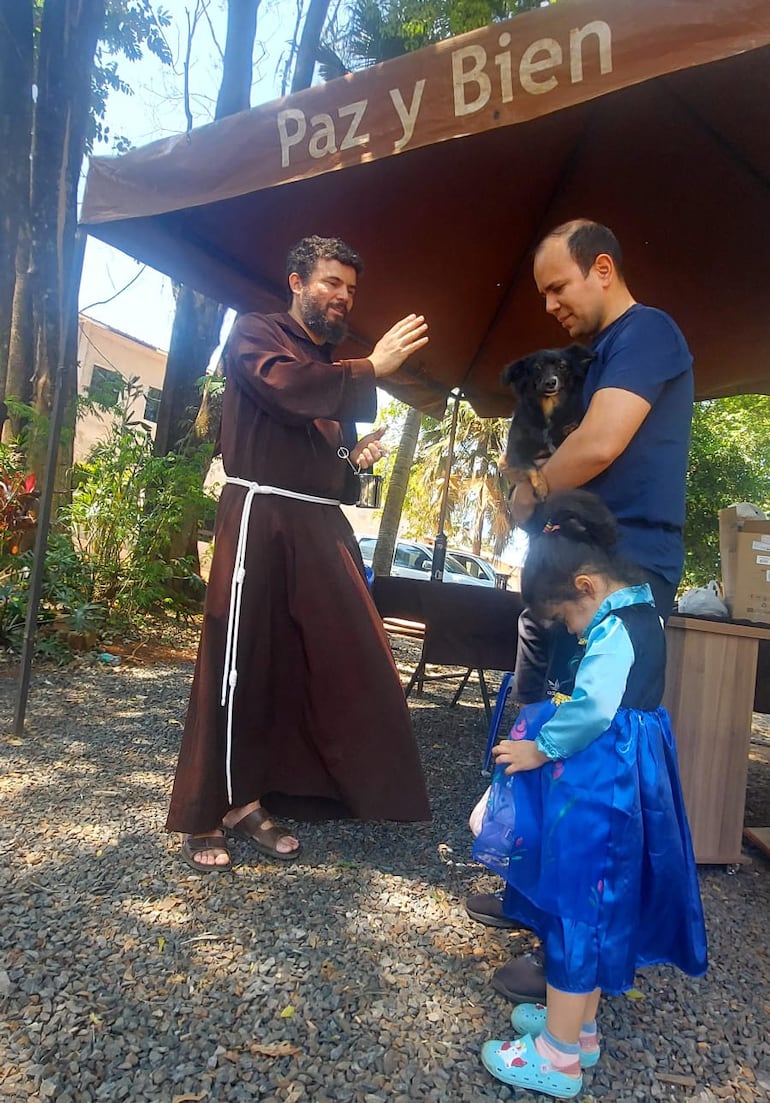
298, 290, 349, 345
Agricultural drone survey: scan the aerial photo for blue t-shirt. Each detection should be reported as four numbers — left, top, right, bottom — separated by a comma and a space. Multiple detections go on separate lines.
584, 304, 693, 584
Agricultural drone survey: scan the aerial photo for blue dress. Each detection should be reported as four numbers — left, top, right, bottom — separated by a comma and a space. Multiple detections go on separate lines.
473, 585, 708, 995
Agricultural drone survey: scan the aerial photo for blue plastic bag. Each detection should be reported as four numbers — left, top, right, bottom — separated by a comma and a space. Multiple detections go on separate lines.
472, 698, 557, 878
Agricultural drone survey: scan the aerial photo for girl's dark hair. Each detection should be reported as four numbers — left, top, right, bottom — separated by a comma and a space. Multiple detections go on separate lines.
521, 490, 642, 615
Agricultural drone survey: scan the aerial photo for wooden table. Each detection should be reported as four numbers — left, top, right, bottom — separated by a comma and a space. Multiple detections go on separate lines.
663, 614, 770, 864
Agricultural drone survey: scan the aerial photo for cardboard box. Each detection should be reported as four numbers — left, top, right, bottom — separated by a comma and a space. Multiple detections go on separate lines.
718, 506, 770, 624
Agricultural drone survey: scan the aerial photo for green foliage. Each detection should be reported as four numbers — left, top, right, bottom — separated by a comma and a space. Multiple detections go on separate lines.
0, 533, 108, 660
25, 0, 174, 156
0, 445, 37, 556
394, 402, 511, 554
0, 374, 218, 656
0, 443, 96, 654
683, 396, 770, 587
0, 443, 51, 654
322, 0, 549, 74
64, 376, 214, 622
89, 0, 173, 153
0, 571, 30, 654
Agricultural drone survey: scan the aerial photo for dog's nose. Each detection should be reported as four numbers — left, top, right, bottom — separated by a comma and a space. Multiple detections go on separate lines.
540, 373, 560, 393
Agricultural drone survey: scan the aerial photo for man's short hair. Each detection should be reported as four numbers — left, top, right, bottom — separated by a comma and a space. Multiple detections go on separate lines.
538, 219, 624, 278
286, 236, 364, 284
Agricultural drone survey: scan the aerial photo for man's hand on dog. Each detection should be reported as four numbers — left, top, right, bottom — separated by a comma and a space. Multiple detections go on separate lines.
502, 456, 548, 528
509, 481, 538, 527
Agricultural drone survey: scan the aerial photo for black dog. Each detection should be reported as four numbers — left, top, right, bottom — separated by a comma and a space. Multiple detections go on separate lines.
501, 344, 595, 498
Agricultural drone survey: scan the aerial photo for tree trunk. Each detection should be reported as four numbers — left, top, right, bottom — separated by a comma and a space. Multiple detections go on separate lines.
153, 286, 226, 456
189, 358, 225, 447
152, 0, 261, 588
2, 229, 34, 442
290, 0, 332, 92
154, 0, 260, 461
53, 231, 86, 514
24, 0, 106, 481
0, 0, 34, 392
372, 405, 422, 576
473, 448, 489, 554
215, 0, 260, 116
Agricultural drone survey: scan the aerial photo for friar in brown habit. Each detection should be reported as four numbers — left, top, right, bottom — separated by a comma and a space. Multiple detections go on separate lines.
166, 236, 432, 871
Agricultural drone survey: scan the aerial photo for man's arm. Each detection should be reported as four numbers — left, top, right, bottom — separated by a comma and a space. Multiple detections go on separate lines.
510, 387, 651, 525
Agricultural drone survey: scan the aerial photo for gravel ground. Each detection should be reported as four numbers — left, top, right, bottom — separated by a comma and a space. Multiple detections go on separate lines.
0, 634, 768, 1103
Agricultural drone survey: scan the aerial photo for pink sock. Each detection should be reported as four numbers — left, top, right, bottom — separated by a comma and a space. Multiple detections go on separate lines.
580, 1020, 599, 1053
534, 1031, 581, 1077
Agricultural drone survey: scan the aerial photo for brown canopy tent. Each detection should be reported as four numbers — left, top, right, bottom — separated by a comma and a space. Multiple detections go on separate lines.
80, 0, 770, 417
16, 0, 770, 735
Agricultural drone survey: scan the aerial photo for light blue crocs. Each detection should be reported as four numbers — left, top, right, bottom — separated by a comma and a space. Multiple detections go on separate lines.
510, 1003, 602, 1069
511, 1001, 548, 1035
481, 1034, 583, 1099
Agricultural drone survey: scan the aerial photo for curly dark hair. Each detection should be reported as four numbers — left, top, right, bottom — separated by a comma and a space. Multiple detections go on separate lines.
538, 219, 624, 279
521, 490, 642, 616
286, 236, 364, 285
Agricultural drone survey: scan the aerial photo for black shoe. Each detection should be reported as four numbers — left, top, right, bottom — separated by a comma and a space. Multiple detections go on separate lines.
465, 891, 518, 929
492, 951, 547, 1004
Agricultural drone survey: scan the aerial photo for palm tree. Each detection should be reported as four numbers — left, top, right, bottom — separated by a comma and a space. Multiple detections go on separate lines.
320, 0, 548, 77
407, 406, 512, 557
371, 405, 422, 575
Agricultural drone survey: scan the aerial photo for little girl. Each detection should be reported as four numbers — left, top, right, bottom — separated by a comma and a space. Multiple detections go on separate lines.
475, 490, 707, 1100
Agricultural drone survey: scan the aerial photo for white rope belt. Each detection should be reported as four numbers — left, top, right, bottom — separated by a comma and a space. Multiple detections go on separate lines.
221, 475, 341, 803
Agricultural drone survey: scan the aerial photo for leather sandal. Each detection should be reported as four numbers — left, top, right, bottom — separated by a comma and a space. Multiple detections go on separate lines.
180, 833, 232, 874
225, 807, 301, 863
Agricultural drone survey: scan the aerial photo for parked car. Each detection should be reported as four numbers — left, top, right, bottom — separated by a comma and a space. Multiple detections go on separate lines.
445, 549, 499, 586
357, 537, 494, 587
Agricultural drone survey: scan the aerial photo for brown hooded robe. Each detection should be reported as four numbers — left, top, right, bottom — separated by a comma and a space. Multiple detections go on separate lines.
166, 312, 431, 833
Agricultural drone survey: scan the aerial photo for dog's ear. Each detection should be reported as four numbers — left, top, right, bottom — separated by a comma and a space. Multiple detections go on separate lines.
501, 356, 534, 389
563, 344, 596, 376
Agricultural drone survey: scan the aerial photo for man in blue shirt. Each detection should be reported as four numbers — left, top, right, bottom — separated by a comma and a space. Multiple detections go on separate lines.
468, 219, 694, 1001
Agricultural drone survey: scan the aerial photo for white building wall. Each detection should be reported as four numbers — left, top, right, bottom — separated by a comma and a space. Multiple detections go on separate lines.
75, 315, 167, 464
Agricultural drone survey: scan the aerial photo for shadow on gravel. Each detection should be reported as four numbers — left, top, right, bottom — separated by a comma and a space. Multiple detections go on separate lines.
0, 653, 769, 1103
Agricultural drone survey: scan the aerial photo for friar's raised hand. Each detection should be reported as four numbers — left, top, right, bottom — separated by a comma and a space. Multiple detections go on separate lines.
369, 314, 429, 378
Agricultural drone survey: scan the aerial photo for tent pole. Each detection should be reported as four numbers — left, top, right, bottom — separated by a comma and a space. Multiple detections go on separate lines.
13, 229, 85, 737
431, 390, 460, 582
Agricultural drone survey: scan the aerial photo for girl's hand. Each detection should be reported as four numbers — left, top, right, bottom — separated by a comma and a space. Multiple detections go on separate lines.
492, 740, 549, 774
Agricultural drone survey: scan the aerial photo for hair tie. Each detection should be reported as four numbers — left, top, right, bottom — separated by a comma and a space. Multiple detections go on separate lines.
542, 520, 560, 534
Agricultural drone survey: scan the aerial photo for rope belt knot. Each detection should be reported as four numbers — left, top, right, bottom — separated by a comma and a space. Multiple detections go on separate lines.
220, 475, 341, 803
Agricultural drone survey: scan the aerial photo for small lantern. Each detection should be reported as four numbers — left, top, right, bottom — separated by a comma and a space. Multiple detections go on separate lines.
357, 473, 383, 509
